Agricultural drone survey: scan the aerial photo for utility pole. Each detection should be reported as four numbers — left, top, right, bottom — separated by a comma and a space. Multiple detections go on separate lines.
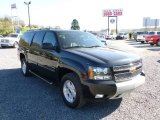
155, 19, 158, 31
24, 1, 31, 29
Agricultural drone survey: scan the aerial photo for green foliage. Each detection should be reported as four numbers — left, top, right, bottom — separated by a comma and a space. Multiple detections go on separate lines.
71, 19, 80, 30
0, 17, 13, 35
20, 26, 30, 33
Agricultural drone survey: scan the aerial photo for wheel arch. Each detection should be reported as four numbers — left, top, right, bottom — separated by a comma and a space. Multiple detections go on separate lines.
58, 66, 85, 84
20, 53, 25, 61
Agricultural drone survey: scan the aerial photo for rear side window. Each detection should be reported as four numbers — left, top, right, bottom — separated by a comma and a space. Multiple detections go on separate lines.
32, 31, 45, 47
22, 31, 35, 45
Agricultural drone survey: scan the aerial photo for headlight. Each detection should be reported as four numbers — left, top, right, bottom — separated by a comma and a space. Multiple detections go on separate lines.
88, 66, 112, 80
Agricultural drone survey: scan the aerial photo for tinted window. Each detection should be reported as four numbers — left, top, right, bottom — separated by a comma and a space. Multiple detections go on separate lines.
8, 34, 18, 38
32, 31, 45, 47
157, 32, 160, 35
149, 32, 155, 35
22, 31, 35, 44
43, 32, 57, 46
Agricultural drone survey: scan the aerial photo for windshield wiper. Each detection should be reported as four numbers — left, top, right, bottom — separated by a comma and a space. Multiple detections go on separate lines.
64, 45, 86, 49
86, 45, 102, 48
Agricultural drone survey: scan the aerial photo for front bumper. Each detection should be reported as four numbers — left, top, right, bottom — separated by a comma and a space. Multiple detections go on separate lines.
82, 74, 145, 99
111, 74, 145, 98
0, 42, 14, 47
147, 40, 156, 44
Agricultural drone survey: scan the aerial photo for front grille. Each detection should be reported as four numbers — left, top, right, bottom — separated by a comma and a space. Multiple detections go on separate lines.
1, 39, 9, 43
113, 61, 142, 82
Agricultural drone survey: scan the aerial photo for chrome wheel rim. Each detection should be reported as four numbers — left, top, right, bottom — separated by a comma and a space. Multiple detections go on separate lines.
22, 61, 26, 74
63, 80, 76, 103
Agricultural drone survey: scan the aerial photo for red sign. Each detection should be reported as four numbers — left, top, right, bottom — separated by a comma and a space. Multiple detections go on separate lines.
103, 9, 123, 17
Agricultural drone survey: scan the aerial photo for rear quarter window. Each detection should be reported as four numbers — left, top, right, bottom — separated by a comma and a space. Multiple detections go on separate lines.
21, 31, 35, 45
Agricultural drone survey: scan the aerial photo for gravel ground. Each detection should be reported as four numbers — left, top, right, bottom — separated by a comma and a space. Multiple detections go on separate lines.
0, 40, 160, 120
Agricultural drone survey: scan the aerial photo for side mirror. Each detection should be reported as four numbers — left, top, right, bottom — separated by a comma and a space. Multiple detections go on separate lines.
42, 43, 57, 50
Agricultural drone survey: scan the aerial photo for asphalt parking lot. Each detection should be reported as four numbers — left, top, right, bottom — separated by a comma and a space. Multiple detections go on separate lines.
0, 40, 160, 120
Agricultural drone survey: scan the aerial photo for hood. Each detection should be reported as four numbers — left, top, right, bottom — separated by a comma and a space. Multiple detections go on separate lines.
64, 47, 141, 66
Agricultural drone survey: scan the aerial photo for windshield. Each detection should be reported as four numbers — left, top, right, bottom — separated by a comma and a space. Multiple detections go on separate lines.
149, 32, 155, 35
56, 31, 105, 49
7, 34, 18, 38
119, 33, 123, 35
137, 32, 148, 35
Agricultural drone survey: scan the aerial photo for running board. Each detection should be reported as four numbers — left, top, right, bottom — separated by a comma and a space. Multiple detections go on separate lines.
29, 70, 53, 85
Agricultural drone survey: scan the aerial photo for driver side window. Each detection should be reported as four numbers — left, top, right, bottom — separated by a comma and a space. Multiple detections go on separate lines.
43, 32, 57, 46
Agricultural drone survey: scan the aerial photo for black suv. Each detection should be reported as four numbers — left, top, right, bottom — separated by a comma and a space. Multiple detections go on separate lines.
18, 29, 145, 108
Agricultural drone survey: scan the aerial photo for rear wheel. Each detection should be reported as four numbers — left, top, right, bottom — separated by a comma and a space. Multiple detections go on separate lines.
141, 41, 144, 44
150, 43, 154, 46
61, 73, 85, 108
21, 58, 30, 76
156, 40, 160, 46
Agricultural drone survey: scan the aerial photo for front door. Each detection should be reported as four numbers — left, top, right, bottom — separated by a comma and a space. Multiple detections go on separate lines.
37, 31, 59, 83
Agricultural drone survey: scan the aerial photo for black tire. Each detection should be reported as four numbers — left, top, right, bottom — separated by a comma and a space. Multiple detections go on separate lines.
21, 58, 30, 76
141, 41, 144, 44
1, 46, 6, 48
61, 73, 85, 108
13, 43, 16, 48
150, 43, 154, 46
156, 40, 160, 46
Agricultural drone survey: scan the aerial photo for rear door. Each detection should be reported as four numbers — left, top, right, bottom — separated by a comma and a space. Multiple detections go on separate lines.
28, 31, 46, 72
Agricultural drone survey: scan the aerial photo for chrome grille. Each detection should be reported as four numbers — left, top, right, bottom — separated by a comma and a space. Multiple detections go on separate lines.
113, 61, 142, 82
114, 68, 142, 82
113, 61, 142, 72
1, 39, 9, 43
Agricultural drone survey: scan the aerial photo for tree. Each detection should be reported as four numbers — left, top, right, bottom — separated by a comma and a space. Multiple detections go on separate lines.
55, 26, 61, 29
71, 19, 80, 30
0, 17, 13, 35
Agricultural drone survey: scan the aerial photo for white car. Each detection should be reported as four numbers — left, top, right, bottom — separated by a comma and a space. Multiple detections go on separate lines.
136, 32, 148, 43
0, 33, 21, 48
118, 32, 128, 39
110, 33, 117, 39
0, 35, 3, 38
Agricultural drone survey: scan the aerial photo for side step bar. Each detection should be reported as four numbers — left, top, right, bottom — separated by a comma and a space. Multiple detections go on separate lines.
29, 70, 53, 85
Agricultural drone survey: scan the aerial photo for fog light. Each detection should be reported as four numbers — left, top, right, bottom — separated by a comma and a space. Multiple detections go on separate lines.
95, 94, 104, 98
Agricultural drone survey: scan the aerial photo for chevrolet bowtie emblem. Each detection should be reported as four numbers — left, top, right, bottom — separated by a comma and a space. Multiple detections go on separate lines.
130, 67, 136, 73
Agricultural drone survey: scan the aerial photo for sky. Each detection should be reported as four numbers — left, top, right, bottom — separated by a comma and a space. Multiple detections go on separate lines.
1, 0, 160, 31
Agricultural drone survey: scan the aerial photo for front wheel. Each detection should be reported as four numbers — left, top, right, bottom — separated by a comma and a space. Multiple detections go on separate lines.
61, 73, 85, 108
156, 40, 160, 46
141, 41, 144, 44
